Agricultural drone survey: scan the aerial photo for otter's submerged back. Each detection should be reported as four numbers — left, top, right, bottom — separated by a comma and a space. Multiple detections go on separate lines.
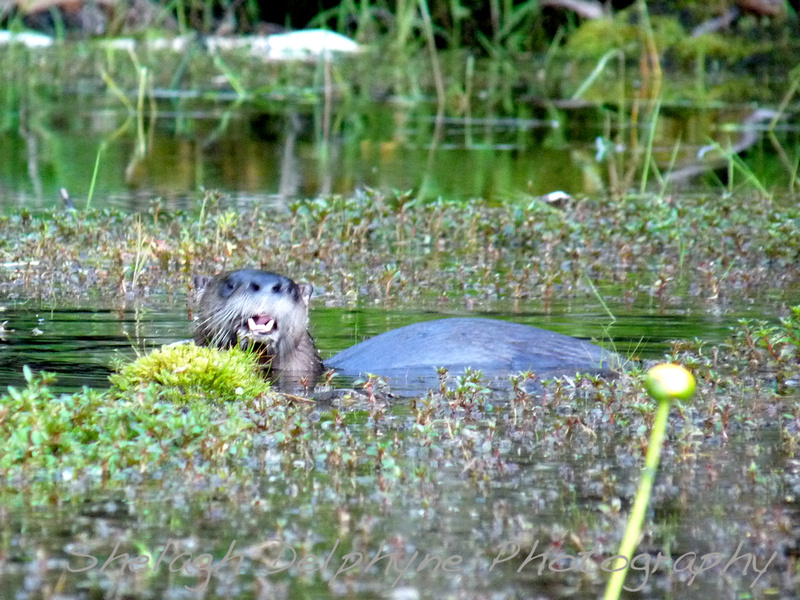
326, 317, 616, 393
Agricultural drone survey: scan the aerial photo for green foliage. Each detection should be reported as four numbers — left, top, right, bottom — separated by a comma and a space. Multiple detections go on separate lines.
725, 308, 800, 393
565, 15, 640, 58
110, 342, 272, 403
566, 9, 759, 64
0, 367, 255, 480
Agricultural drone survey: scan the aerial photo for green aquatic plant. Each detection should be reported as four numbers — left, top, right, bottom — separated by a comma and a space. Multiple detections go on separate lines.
110, 342, 272, 403
0, 366, 255, 480
724, 308, 800, 392
2, 187, 799, 312
604, 363, 696, 600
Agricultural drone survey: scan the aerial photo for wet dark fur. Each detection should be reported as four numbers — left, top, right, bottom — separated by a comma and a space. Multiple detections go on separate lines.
193, 270, 323, 391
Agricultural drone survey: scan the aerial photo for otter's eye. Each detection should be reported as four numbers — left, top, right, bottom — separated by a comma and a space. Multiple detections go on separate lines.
272, 283, 282, 293
220, 278, 237, 298
250, 282, 261, 292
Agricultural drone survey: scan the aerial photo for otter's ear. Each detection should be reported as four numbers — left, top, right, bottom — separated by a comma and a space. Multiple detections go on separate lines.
193, 275, 213, 297
297, 283, 313, 308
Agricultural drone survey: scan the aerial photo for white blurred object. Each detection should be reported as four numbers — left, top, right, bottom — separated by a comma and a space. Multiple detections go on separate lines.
103, 29, 360, 60
3, 26, 361, 60
248, 29, 360, 60
0, 29, 54, 47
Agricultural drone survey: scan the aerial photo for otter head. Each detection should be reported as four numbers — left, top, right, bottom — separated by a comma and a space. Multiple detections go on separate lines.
193, 269, 313, 364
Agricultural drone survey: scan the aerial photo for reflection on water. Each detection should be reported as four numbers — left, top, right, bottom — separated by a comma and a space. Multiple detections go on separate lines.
0, 99, 795, 211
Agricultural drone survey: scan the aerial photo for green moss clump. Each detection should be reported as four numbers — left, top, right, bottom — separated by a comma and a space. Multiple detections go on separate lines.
565, 17, 640, 58
110, 342, 272, 404
563, 12, 689, 58
676, 32, 732, 59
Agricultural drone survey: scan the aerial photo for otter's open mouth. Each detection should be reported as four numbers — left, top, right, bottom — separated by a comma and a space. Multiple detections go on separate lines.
248, 314, 276, 334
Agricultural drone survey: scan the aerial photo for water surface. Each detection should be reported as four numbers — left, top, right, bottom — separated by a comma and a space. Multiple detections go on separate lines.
0, 294, 783, 392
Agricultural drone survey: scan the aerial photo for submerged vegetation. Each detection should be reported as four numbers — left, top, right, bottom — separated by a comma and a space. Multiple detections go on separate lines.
0, 306, 798, 596
1, 189, 798, 312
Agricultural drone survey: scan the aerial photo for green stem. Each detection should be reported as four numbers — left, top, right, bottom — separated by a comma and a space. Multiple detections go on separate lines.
86, 142, 107, 211
604, 399, 670, 600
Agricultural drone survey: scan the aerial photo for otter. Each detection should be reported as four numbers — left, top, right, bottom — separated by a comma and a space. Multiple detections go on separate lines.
194, 269, 617, 393
193, 270, 324, 390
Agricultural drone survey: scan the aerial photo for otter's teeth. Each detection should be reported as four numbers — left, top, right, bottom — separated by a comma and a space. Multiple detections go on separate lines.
248, 317, 275, 333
